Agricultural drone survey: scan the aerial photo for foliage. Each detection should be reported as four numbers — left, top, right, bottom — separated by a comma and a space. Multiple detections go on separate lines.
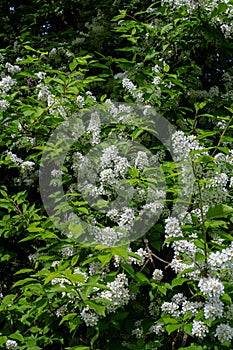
0, 0, 233, 349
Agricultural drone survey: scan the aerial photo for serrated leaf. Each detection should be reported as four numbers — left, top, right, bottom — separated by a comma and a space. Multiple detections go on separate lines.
86, 300, 105, 315
206, 204, 233, 219
59, 313, 77, 325
69, 59, 78, 72
166, 323, 182, 335
111, 246, 128, 260
97, 253, 112, 265
171, 278, 189, 288
14, 269, 34, 275
135, 272, 150, 284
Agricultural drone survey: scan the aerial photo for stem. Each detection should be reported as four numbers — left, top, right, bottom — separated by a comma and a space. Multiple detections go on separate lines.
212, 114, 233, 157
194, 166, 208, 275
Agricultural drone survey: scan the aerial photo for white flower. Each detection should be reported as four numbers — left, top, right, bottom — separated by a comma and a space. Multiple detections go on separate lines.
6, 340, 18, 350
122, 78, 136, 94
192, 320, 209, 338
61, 246, 74, 257
172, 130, 202, 161
0, 99, 10, 111
152, 76, 162, 85
215, 323, 233, 343
204, 299, 224, 319
98, 273, 130, 312
35, 71, 46, 80
21, 161, 35, 169
152, 269, 163, 282
161, 301, 180, 318
56, 304, 68, 317
135, 151, 149, 170
198, 277, 224, 299
165, 217, 183, 242
87, 112, 101, 145
80, 305, 99, 326
6, 151, 23, 165
0, 76, 16, 93
132, 327, 143, 338
5, 62, 21, 74
76, 95, 85, 108
150, 323, 165, 335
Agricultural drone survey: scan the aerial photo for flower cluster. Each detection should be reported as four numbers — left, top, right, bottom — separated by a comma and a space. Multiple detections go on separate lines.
6, 340, 18, 350
161, 293, 202, 319
198, 277, 224, 299
0, 76, 16, 94
98, 273, 130, 313
5, 340, 18, 350
215, 323, 233, 343
191, 320, 209, 339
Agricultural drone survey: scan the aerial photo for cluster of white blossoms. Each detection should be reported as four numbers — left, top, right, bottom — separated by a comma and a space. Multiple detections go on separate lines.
122, 77, 144, 102
0, 99, 10, 111
90, 226, 124, 247
55, 304, 68, 317
164, 216, 183, 242
204, 299, 224, 319
79, 273, 130, 326
161, 293, 202, 318
199, 171, 229, 205
161, 0, 233, 38
6, 151, 35, 170
87, 111, 101, 145
215, 323, 233, 343
74, 137, 165, 245
208, 243, 233, 281
60, 245, 74, 257
5, 62, 21, 74
171, 130, 202, 162
152, 269, 163, 282
192, 320, 209, 339
80, 305, 99, 326
132, 320, 144, 339
0, 76, 16, 94
5, 340, 18, 350
98, 273, 130, 313
149, 322, 165, 335
198, 277, 224, 299
113, 246, 148, 267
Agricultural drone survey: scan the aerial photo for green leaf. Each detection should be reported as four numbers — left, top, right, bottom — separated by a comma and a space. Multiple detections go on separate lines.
69, 59, 78, 72
162, 317, 179, 324
121, 263, 135, 278
206, 204, 233, 219
69, 223, 84, 238
135, 272, 150, 284
183, 323, 193, 336
14, 269, 34, 275
221, 293, 232, 304
112, 10, 127, 21
194, 252, 206, 263
166, 323, 182, 335
59, 313, 77, 325
111, 246, 128, 260
171, 278, 189, 288
9, 331, 24, 342
86, 300, 105, 315
12, 278, 38, 288
76, 207, 89, 214
91, 329, 99, 348
97, 253, 112, 265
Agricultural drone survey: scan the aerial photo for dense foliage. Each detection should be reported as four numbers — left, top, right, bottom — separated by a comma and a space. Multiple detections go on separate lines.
0, 1, 233, 349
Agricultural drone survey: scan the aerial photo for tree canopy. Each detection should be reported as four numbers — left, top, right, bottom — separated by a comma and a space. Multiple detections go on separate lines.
0, 1, 233, 349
